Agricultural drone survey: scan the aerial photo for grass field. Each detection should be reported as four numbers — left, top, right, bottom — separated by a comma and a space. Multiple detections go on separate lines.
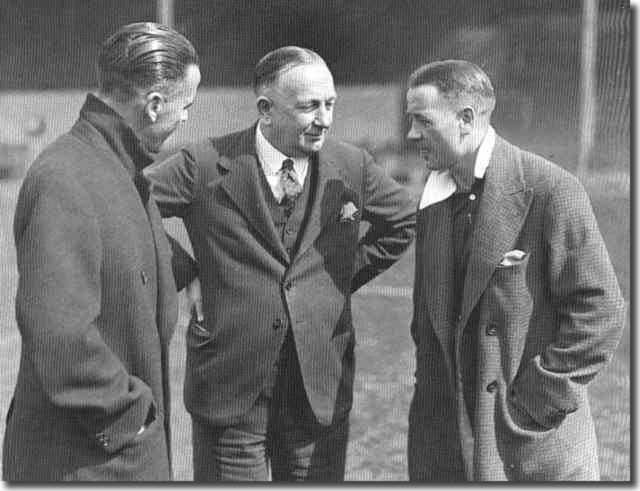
0, 162, 630, 481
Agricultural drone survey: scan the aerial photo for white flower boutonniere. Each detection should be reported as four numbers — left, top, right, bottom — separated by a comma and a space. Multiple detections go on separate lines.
339, 201, 359, 222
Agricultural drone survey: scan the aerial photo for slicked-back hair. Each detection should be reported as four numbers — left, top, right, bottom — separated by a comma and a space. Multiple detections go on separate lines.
253, 46, 326, 94
408, 60, 496, 115
97, 22, 199, 102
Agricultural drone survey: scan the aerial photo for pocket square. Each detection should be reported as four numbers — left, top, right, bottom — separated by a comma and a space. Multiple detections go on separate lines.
339, 201, 359, 222
500, 249, 527, 266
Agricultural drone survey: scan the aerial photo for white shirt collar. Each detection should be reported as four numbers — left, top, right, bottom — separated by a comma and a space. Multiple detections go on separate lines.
419, 126, 496, 209
255, 123, 308, 177
255, 123, 309, 202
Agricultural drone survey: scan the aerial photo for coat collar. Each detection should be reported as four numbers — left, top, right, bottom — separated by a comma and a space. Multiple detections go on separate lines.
216, 126, 347, 266
419, 135, 533, 368
458, 136, 534, 326
76, 93, 154, 178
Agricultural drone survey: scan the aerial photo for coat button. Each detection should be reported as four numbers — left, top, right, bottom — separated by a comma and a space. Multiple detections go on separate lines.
272, 318, 283, 330
485, 324, 498, 336
96, 432, 110, 447
486, 381, 498, 393
285, 228, 295, 235
140, 270, 149, 285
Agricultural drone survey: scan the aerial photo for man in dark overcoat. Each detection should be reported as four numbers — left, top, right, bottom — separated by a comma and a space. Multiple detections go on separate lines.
3, 22, 200, 481
405, 60, 625, 481
145, 46, 417, 481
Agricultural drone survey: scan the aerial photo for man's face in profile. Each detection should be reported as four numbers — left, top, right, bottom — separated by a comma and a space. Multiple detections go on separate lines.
406, 84, 463, 171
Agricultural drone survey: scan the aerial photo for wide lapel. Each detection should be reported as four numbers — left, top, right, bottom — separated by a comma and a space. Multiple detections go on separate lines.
458, 138, 533, 326
419, 197, 457, 380
218, 129, 289, 265
294, 148, 346, 261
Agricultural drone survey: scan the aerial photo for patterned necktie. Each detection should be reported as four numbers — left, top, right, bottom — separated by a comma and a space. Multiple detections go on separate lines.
279, 158, 303, 212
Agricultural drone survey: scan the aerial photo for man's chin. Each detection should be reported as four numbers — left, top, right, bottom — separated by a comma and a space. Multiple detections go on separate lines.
303, 139, 325, 153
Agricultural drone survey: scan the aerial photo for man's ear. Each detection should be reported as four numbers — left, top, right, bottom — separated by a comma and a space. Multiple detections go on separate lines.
459, 106, 475, 134
257, 96, 272, 124
144, 92, 164, 123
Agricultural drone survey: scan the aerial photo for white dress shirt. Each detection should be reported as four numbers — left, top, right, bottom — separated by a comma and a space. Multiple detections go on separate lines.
255, 123, 309, 203
419, 126, 496, 209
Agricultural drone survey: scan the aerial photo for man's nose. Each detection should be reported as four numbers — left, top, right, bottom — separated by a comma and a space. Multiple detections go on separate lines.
315, 105, 332, 128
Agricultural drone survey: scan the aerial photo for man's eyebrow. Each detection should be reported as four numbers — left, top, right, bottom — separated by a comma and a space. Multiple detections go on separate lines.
184, 102, 193, 109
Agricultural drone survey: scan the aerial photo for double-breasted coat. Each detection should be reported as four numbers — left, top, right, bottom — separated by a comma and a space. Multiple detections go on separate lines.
3, 96, 188, 481
409, 136, 625, 481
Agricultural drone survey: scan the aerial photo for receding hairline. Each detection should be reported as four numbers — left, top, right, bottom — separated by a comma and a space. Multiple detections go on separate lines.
253, 46, 329, 95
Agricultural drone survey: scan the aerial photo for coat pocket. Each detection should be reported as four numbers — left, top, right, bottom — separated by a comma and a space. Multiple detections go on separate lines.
495, 387, 571, 480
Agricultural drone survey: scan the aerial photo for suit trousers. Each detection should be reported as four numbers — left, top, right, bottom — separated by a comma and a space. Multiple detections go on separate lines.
191, 333, 349, 482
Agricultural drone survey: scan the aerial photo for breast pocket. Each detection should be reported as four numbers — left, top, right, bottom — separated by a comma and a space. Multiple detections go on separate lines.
487, 252, 533, 327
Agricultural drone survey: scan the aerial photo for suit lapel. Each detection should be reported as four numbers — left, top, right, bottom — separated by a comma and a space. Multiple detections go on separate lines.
295, 149, 346, 261
218, 129, 289, 265
458, 138, 533, 326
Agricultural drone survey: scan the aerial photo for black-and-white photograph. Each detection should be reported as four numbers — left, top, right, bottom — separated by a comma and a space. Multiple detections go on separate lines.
0, 0, 630, 482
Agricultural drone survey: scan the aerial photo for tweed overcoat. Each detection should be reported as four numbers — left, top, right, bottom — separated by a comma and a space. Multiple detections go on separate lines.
145, 126, 416, 427
3, 97, 183, 481
408, 136, 625, 481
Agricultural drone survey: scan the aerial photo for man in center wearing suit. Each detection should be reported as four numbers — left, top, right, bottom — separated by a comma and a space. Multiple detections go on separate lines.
405, 60, 625, 481
145, 46, 416, 481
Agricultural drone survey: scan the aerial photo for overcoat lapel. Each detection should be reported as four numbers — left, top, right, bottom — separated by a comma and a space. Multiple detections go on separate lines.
420, 198, 457, 382
458, 138, 533, 326
295, 149, 345, 261
218, 130, 289, 265
146, 198, 178, 346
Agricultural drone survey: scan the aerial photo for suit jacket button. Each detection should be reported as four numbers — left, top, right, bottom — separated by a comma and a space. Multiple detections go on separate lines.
485, 324, 498, 336
272, 318, 283, 330
486, 381, 498, 393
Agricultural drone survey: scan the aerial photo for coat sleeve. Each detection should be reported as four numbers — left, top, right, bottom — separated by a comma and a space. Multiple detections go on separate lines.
351, 150, 417, 291
167, 233, 198, 291
13, 171, 153, 454
511, 174, 626, 428
145, 146, 199, 218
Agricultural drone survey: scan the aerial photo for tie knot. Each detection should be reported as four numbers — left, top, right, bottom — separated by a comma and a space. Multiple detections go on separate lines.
281, 158, 294, 172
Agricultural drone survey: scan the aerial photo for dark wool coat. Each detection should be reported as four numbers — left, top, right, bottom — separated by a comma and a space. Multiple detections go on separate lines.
3, 96, 183, 481
145, 126, 416, 427
408, 136, 625, 481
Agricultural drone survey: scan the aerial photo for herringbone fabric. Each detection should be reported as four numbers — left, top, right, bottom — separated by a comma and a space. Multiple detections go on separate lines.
409, 135, 626, 481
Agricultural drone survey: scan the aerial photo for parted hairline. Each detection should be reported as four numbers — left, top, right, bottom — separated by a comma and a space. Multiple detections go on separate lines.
97, 22, 199, 102
253, 46, 327, 95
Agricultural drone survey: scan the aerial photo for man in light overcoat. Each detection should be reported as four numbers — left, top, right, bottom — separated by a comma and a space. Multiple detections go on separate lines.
405, 60, 625, 481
